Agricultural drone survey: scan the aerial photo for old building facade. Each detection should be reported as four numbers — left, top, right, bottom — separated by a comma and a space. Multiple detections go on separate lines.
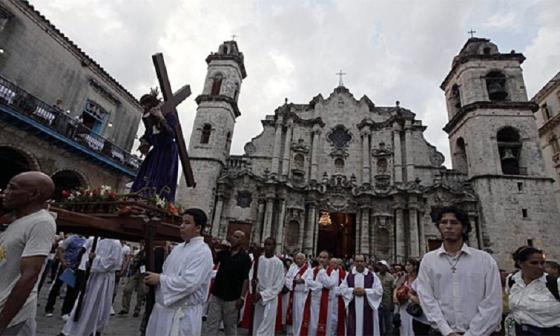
178, 38, 560, 268
532, 72, 560, 211
0, 1, 142, 196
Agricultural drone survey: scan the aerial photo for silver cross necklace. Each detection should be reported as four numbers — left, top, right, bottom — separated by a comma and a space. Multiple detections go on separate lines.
444, 252, 463, 273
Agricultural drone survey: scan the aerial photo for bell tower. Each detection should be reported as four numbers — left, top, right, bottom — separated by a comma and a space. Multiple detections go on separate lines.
441, 37, 560, 266
176, 40, 246, 220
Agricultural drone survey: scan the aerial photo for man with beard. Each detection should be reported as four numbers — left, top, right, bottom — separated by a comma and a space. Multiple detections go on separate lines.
339, 254, 383, 335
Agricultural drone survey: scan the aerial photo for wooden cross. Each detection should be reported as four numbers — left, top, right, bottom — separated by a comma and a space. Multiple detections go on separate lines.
468, 29, 476, 38
152, 53, 196, 187
336, 70, 346, 87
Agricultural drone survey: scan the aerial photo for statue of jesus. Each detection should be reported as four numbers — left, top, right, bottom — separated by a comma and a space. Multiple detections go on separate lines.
130, 90, 179, 201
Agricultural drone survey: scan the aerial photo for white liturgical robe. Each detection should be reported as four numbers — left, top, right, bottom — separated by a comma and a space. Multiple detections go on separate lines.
146, 236, 213, 336
62, 238, 122, 336
303, 267, 337, 336
285, 263, 309, 335
249, 255, 285, 335
339, 268, 383, 336
327, 269, 343, 336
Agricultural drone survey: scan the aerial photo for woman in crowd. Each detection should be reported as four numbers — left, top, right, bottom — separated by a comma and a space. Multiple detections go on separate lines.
394, 259, 419, 336
508, 246, 560, 335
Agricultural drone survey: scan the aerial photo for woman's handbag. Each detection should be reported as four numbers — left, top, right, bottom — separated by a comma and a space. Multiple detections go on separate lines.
406, 302, 423, 318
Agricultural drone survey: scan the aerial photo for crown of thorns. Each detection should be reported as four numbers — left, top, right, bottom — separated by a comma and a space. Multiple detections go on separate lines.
140, 87, 161, 105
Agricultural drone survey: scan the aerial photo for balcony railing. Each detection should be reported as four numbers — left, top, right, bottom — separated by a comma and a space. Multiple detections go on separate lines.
0, 74, 141, 174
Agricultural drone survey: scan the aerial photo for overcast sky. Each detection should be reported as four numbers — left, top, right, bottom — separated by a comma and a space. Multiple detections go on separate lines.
29, 0, 560, 167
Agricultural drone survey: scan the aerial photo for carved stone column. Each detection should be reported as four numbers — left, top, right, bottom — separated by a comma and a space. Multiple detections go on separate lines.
361, 129, 371, 185
211, 195, 224, 237
281, 119, 294, 178
275, 197, 287, 253
405, 125, 415, 182
355, 209, 362, 255
393, 127, 403, 183
304, 203, 316, 255
468, 214, 479, 248
409, 208, 420, 258
360, 207, 370, 255
271, 117, 284, 175
297, 211, 305, 251
252, 199, 266, 244
310, 126, 321, 181
418, 211, 426, 255
262, 196, 275, 242
394, 208, 405, 262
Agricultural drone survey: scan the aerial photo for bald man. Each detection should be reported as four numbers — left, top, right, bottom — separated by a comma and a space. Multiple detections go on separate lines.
203, 230, 252, 336
0, 172, 57, 335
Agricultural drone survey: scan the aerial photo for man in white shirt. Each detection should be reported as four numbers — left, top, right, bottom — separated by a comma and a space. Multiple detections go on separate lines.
0, 172, 57, 336
416, 206, 502, 336
339, 254, 383, 335
144, 208, 213, 336
250, 237, 285, 335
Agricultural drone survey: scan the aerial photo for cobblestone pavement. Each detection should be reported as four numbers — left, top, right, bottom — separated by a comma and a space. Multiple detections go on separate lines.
36, 278, 145, 336
35, 278, 254, 335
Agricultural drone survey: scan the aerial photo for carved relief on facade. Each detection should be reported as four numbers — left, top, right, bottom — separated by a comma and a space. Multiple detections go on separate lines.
236, 190, 253, 208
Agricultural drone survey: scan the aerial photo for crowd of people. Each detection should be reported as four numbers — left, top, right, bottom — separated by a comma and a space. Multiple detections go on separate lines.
1, 171, 560, 336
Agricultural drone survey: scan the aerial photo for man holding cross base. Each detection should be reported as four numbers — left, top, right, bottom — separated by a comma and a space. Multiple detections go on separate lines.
416, 206, 502, 336
144, 208, 213, 336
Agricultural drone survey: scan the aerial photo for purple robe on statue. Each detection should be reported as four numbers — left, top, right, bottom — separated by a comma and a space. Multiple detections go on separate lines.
131, 108, 178, 201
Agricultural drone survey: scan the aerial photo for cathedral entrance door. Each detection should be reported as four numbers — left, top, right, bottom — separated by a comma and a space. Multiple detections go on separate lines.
316, 212, 356, 258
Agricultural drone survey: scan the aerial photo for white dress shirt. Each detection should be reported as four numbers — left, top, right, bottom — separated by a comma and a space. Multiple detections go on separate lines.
509, 271, 560, 328
416, 243, 502, 336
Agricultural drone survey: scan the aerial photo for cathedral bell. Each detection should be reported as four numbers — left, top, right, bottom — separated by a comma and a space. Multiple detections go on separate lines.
501, 148, 517, 161
487, 81, 508, 101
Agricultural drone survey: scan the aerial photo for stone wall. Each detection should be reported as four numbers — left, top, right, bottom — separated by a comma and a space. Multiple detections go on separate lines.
473, 177, 560, 268
0, 0, 141, 151
0, 123, 131, 190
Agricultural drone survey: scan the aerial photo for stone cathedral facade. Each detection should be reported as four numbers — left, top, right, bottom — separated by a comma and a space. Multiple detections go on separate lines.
177, 38, 560, 268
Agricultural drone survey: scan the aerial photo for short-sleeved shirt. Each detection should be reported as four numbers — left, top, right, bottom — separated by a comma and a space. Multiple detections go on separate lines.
117, 244, 131, 269
60, 235, 86, 269
0, 209, 56, 327
211, 249, 252, 301
378, 272, 396, 306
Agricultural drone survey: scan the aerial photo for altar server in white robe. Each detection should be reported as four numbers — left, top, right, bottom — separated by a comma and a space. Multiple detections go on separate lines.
301, 250, 336, 336
285, 253, 309, 335
250, 237, 285, 335
339, 254, 383, 336
144, 208, 213, 336
61, 238, 122, 336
